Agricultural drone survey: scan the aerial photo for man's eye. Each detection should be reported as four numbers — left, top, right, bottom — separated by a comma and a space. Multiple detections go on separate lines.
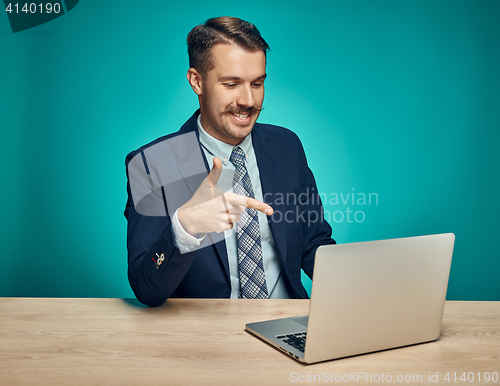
224, 83, 237, 88
252, 83, 263, 87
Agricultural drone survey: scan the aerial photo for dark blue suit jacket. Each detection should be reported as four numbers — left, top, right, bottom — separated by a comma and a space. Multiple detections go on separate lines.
124, 111, 336, 306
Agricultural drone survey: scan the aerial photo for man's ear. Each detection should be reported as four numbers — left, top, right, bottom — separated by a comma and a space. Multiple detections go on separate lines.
187, 68, 203, 95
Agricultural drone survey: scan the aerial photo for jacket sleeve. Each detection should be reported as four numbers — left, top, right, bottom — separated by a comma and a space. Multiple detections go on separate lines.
294, 134, 337, 278
124, 152, 198, 307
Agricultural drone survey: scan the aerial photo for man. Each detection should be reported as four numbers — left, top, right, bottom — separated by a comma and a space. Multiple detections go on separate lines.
125, 17, 335, 306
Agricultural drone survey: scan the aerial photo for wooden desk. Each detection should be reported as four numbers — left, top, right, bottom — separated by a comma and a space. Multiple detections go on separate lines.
0, 299, 498, 385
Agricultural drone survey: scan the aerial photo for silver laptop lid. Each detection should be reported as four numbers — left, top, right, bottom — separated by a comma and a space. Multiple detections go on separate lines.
304, 233, 455, 363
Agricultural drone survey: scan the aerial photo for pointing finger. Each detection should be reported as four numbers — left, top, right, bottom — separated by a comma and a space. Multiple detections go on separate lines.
246, 197, 273, 215
224, 192, 273, 215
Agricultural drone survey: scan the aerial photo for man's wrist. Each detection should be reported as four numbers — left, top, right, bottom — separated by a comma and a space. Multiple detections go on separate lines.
172, 209, 206, 253
177, 207, 204, 238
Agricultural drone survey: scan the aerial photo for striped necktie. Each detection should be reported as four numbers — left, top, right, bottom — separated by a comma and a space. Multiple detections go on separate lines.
230, 146, 268, 299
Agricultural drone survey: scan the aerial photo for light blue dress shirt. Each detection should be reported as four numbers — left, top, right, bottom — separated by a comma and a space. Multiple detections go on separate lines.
171, 115, 290, 299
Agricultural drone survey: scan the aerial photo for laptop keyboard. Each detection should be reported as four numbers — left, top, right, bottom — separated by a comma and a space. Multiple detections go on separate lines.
276, 332, 307, 352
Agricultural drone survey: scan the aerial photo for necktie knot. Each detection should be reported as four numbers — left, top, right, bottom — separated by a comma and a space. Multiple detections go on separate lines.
230, 147, 246, 169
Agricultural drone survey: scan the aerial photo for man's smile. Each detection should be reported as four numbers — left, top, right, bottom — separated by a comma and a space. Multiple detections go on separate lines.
230, 111, 252, 124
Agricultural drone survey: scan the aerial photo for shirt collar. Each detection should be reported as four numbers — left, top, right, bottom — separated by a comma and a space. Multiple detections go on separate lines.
197, 114, 252, 166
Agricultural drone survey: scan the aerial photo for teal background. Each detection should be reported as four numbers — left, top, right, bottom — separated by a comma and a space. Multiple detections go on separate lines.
1, 0, 498, 300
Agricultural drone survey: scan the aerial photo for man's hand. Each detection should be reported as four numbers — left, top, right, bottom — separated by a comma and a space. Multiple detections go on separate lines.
177, 157, 273, 237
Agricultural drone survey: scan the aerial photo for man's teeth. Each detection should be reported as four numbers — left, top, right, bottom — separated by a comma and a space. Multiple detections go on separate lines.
232, 113, 249, 119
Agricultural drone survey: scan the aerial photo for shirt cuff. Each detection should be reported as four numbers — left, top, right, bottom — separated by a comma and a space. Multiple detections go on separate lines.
172, 209, 206, 253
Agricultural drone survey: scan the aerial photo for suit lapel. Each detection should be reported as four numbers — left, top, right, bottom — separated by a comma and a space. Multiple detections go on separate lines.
252, 127, 288, 272
177, 138, 208, 195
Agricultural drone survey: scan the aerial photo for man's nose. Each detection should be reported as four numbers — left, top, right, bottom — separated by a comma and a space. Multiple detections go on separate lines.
237, 84, 255, 107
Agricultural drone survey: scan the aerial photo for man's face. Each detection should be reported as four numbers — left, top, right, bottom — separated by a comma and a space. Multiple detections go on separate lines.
190, 44, 266, 146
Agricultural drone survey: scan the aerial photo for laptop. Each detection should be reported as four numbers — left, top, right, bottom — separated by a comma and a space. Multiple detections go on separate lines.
245, 233, 455, 363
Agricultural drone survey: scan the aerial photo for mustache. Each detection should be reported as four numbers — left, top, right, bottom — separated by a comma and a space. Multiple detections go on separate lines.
225, 106, 264, 115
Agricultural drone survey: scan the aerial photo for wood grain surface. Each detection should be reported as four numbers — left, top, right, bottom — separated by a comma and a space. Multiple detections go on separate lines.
0, 298, 498, 385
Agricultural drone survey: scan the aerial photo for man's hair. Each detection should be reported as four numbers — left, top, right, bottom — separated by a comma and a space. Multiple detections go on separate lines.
187, 16, 270, 74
